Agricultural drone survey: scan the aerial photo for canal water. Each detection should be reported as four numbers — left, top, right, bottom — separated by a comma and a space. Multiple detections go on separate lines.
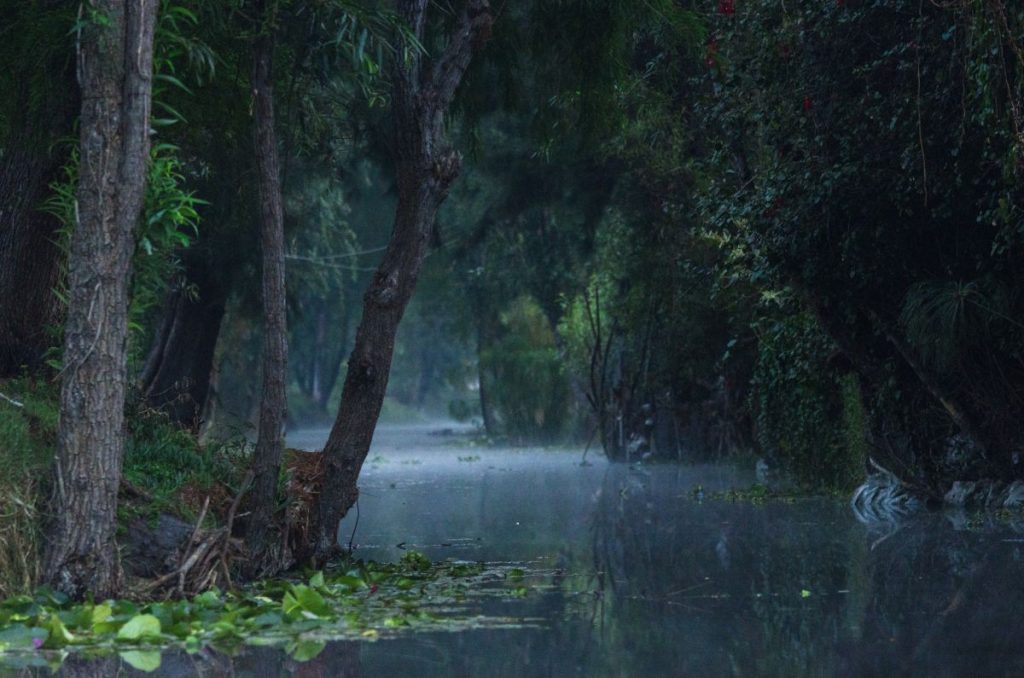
36, 425, 1024, 675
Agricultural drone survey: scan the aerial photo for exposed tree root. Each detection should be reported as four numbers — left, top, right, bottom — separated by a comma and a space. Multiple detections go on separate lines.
124, 450, 336, 598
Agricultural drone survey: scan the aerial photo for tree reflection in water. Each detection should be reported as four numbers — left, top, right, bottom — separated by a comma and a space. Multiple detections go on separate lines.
24, 444, 1024, 676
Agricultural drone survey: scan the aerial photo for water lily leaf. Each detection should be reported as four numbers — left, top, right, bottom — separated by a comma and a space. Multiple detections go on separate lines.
116, 614, 162, 642
334, 575, 367, 591
43, 616, 75, 648
292, 585, 331, 618
249, 612, 283, 628
286, 639, 325, 662
193, 591, 222, 609
0, 625, 48, 650
91, 604, 113, 627
120, 650, 162, 672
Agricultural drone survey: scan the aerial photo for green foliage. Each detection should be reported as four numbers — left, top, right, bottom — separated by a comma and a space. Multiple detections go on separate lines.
0, 554, 533, 670
38, 0, 208, 370
122, 407, 246, 521
41, 144, 203, 364
481, 297, 570, 443
0, 380, 58, 600
752, 313, 862, 491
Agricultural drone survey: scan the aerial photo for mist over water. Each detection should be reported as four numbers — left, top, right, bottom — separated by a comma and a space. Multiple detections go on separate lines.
26, 424, 1024, 676
273, 424, 1024, 677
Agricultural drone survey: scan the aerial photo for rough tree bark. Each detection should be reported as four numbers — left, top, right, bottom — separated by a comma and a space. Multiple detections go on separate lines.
43, 0, 159, 599
307, 0, 492, 563
245, 1, 289, 563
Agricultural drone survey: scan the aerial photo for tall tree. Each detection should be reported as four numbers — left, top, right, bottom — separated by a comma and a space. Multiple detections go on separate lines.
308, 0, 493, 563
43, 0, 159, 598
245, 0, 289, 563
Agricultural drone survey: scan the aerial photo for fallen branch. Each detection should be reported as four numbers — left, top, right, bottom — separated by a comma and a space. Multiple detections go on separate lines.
0, 392, 24, 408
138, 473, 254, 598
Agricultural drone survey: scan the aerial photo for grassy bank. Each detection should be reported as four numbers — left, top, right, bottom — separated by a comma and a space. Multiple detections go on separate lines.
0, 378, 249, 597
0, 379, 57, 599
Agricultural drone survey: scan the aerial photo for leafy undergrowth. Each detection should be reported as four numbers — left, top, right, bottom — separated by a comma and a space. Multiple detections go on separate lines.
0, 551, 536, 672
121, 406, 249, 527
0, 378, 251, 597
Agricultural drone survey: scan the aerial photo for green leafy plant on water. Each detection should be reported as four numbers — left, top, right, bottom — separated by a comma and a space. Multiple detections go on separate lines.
0, 552, 536, 671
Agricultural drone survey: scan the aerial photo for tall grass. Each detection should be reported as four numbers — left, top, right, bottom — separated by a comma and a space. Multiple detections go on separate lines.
0, 378, 57, 597
0, 475, 41, 598
0, 379, 249, 597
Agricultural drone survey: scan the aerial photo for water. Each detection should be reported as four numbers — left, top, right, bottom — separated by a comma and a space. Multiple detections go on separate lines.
30, 425, 1024, 675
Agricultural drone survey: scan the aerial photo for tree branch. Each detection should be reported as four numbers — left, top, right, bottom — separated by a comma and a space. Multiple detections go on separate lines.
430, 0, 492, 110
395, 0, 429, 97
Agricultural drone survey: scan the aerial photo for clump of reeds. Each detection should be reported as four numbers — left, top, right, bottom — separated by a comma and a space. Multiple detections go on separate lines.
0, 472, 41, 598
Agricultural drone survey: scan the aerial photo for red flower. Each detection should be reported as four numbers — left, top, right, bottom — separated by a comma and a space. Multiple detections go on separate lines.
717, 0, 735, 16
803, 95, 813, 112
370, 585, 379, 594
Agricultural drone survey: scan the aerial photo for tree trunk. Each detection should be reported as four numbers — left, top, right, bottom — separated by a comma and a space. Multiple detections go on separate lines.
0, 4, 77, 377
245, 8, 289, 564
307, 0, 492, 564
140, 260, 229, 429
43, 0, 159, 599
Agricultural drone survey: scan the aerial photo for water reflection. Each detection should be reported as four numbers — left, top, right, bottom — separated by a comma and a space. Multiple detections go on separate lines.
19, 426, 1024, 676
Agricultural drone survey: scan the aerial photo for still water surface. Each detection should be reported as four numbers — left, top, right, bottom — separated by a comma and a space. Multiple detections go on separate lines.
41, 425, 1024, 675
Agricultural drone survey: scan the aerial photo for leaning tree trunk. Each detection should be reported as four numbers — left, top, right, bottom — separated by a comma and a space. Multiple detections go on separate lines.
307, 0, 493, 564
43, 0, 158, 599
245, 6, 289, 565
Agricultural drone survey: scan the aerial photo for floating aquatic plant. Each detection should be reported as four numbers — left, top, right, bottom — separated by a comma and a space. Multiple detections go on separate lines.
0, 552, 536, 672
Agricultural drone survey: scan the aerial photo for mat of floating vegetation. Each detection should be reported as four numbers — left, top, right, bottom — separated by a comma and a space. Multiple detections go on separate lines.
0, 552, 537, 672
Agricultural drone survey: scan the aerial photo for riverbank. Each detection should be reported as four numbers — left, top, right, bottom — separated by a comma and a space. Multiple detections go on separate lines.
0, 378, 250, 598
